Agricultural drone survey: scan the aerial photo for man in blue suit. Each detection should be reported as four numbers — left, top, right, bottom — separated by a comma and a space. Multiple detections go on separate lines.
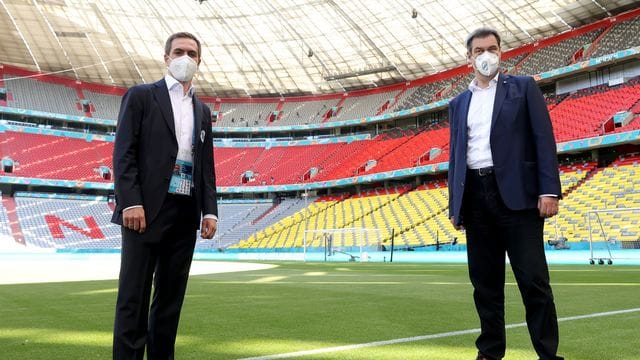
112, 32, 218, 359
448, 28, 563, 360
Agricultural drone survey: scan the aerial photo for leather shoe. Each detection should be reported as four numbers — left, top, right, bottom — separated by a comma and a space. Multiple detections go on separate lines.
476, 352, 497, 360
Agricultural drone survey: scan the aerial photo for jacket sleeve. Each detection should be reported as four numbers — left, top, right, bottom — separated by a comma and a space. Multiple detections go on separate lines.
525, 77, 562, 198
447, 100, 456, 218
201, 103, 218, 218
113, 87, 144, 212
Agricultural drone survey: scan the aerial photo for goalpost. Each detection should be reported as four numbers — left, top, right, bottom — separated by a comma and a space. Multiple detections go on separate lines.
586, 207, 640, 265
303, 228, 385, 262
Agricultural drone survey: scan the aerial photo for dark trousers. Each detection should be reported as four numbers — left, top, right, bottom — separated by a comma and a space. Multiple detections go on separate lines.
462, 170, 561, 360
113, 194, 198, 360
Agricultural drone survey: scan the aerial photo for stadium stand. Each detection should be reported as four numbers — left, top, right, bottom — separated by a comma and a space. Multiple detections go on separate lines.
197, 197, 310, 249
82, 90, 121, 120
392, 78, 453, 111
590, 16, 640, 58
514, 29, 604, 76
0, 194, 15, 247
2, 74, 638, 186
394, 184, 462, 247
547, 156, 640, 244
2, 10, 640, 254
3, 76, 80, 115
196, 201, 274, 249
331, 91, 400, 121
368, 126, 449, 173
548, 79, 640, 142
15, 196, 121, 248
278, 98, 341, 125
0, 130, 113, 182
2, 154, 639, 251
215, 102, 277, 127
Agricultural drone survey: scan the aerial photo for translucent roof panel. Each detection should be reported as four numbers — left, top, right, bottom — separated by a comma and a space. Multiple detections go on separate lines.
0, 0, 638, 97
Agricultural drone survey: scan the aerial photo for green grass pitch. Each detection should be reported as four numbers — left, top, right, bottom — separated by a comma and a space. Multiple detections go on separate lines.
1, 262, 639, 359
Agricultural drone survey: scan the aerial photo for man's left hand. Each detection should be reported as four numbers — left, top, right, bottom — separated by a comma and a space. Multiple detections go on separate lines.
538, 196, 559, 218
200, 218, 217, 239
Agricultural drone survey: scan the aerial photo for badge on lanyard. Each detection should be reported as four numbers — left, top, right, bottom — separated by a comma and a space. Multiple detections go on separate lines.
168, 159, 193, 196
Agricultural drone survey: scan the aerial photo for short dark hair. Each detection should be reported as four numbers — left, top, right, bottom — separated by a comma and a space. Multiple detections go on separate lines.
465, 27, 501, 54
164, 32, 201, 58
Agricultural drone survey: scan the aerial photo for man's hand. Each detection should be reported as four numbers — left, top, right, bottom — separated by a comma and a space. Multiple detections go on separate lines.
450, 216, 464, 231
538, 196, 559, 219
200, 218, 217, 239
123, 207, 146, 233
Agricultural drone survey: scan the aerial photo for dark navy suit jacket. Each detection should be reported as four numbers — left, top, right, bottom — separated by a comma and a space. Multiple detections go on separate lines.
447, 73, 561, 226
111, 79, 217, 228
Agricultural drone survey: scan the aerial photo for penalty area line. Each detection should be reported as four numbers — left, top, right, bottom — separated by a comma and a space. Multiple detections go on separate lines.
238, 307, 640, 360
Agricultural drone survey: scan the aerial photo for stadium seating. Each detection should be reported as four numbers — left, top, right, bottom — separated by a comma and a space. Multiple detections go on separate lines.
549, 80, 640, 142
514, 29, 603, 76
277, 98, 341, 125
3, 154, 639, 250
15, 196, 121, 248
368, 126, 449, 173
196, 202, 274, 249
82, 90, 121, 120
590, 17, 640, 58
215, 102, 277, 127
3, 75, 80, 115
0, 131, 113, 182
3, 79, 639, 186
546, 156, 640, 243
0, 195, 14, 247
331, 91, 400, 121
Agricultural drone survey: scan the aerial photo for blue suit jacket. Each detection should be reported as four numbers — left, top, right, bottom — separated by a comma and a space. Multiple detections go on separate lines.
447, 73, 561, 226
111, 79, 218, 228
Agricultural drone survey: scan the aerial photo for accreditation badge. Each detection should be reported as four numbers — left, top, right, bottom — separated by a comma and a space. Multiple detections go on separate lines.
168, 159, 193, 196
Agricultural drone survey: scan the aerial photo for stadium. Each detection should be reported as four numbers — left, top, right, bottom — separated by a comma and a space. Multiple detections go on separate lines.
1, 0, 640, 359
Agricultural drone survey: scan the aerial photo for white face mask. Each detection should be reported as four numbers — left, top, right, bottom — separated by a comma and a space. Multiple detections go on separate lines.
168, 55, 198, 82
474, 51, 500, 77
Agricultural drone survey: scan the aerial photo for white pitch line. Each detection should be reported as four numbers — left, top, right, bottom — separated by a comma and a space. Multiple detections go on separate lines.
238, 307, 640, 360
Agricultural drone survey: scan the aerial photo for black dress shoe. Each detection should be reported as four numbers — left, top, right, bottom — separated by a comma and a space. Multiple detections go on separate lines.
476, 352, 497, 360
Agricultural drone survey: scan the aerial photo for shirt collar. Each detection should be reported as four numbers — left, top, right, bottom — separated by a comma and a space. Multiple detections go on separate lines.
164, 74, 195, 97
468, 72, 500, 92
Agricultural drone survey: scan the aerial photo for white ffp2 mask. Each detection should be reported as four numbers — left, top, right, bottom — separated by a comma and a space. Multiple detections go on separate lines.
168, 55, 198, 82
474, 52, 500, 77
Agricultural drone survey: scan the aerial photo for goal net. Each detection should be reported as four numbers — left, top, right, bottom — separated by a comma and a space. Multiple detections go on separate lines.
585, 207, 640, 264
303, 228, 385, 262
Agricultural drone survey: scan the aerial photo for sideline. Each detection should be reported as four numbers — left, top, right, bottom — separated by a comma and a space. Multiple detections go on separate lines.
0, 253, 276, 284
238, 307, 640, 360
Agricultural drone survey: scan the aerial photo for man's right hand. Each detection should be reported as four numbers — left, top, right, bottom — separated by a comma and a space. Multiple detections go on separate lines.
123, 207, 146, 233
450, 216, 464, 231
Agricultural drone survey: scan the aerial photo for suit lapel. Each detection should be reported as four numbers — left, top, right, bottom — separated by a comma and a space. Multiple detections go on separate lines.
491, 73, 508, 132
152, 79, 176, 140
193, 96, 203, 156
458, 90, 472, 149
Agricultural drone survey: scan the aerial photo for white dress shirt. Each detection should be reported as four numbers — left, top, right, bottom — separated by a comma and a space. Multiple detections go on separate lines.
466, 73, 499, 169
165, 75, 195, 164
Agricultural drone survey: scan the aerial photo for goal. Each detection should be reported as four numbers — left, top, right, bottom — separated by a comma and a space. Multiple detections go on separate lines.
585, 207, 640, 265
303, 228, 385, 262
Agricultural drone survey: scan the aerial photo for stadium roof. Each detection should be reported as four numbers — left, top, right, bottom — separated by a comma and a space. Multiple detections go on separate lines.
1, 0, 639, 98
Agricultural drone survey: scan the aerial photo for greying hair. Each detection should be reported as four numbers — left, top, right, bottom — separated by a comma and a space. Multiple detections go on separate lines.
465, 27, 501, 54
164, 32, 201, 58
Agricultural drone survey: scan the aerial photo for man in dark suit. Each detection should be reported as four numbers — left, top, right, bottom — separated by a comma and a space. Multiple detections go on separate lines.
111, 32, 217, 360
448, 28, 563, 360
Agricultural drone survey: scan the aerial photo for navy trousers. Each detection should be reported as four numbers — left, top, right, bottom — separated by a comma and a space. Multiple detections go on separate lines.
462, 170, 562, 360
113, 194, 198, 360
